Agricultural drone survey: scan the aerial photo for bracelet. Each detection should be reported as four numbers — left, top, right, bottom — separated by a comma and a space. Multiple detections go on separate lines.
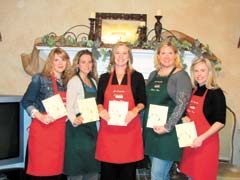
31, 109, 39, 118
76, 113, 81, 117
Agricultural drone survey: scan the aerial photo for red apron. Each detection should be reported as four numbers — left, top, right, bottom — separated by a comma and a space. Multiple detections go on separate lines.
179, 90, 219, 180
95, 71, 144, 163
27, 75, 66, 176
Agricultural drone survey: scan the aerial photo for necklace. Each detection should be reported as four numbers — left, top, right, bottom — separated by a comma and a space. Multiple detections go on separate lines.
56, 78, 63, 86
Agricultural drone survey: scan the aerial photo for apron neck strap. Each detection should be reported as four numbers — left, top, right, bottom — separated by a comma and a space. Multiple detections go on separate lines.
168, 67, 176, 77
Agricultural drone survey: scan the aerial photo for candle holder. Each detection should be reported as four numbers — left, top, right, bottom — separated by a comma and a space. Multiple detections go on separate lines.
137, 26, 147, 47
154, 15, 163, 42
88, 18, 95, 41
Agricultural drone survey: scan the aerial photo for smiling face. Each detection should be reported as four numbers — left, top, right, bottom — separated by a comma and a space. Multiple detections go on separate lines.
193, 61, 209, 85
52, 53, 67, 77
113, 44, 129, 68
77, 54, 93, 76
157, 45, 177, 69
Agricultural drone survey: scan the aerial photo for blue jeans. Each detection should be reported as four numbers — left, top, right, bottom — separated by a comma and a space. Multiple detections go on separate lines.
150, 157, 173, 180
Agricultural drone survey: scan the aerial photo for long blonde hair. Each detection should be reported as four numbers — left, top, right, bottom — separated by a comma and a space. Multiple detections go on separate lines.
41, 47, 73, 86
154, 40, 183, 70
190, 57, 219, 89
72, 49, 98, 83
107, 42, 134, 73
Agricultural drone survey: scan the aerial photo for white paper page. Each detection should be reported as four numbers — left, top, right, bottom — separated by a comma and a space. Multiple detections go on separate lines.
108, 100, 128, 126
42, 94, 67, 120
77, 97, 99, 123
147, 104, 168, 128
175, 121, 198, 148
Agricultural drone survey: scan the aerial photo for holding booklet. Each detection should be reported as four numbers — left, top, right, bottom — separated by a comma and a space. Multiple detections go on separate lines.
146, 104, 168, 128
42, 94, 67, 120
77, 97, 99, 123
175, 121, 197, 148
108, 100, 128, 126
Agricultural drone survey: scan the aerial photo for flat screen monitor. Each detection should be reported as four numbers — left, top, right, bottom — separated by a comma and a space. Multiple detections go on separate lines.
0, 95, 25, 170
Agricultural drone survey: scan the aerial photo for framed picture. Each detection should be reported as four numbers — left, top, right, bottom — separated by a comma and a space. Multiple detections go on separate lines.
95, 12, 147, 45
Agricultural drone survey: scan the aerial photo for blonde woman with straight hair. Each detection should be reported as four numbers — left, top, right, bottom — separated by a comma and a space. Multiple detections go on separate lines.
143, 40, 192, 180
179, 57, 226, 180
95, 42, 146, 180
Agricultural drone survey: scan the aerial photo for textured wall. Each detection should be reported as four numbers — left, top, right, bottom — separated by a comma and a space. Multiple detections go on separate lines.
0, 0, 240, 164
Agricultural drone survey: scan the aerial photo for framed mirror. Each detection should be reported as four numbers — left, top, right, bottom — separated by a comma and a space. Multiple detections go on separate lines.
95, 12, 147, 46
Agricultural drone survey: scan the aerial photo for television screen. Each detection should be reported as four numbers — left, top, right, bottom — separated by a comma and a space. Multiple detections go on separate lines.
0, 102, 20, 160
0, 95, 25, 170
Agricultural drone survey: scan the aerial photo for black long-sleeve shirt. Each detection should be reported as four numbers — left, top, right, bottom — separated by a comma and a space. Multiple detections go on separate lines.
96, 70, 147, 107
194, 84, 226, 125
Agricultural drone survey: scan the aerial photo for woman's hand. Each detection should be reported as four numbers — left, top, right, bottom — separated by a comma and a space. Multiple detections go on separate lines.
182, 116, 191, 123
125, 110, 137, 124
39, 113, 54, 125
99, 109, 110, 122
125, 104, 144, 124
191, 136, 204, 148
73, 116, 84, 126
153, 125, 168, 134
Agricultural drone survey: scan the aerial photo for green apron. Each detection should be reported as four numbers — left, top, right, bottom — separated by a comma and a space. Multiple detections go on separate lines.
143, 68, 182, 161
64, 76, 99, 175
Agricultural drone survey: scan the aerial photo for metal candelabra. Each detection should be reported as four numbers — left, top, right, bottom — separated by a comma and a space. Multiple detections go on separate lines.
88, 18, 95, 41
154, 15, 163, 42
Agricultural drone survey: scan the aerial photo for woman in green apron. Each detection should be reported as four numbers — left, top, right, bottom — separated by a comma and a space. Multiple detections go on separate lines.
143, 41, 192, 180
64, 50, 100, 180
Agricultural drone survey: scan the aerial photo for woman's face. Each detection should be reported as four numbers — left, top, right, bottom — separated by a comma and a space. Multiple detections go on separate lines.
77, 54, 93, 75
114, 45, 129, 67
193, 62, 209, 85
52, 53, 67, 75
157, 45, 177, 68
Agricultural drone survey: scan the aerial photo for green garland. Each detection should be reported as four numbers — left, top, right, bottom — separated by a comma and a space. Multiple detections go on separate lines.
40, 33, 221, 71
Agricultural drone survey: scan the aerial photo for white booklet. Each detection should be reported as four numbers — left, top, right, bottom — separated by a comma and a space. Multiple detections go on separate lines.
108, 100, 128, 126
77, 97, 99, 123
147, 104, 168, 128
175, 121, 198, 148
42, 94, 67, 120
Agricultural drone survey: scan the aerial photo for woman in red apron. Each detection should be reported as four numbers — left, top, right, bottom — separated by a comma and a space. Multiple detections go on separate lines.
179, 57, 226, 180
95, 42, 146, 180
21, 47, 73, 180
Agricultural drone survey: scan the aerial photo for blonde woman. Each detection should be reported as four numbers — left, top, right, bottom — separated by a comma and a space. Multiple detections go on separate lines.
143, 40, 192, 180
179, 57, 226, 180
95, 42, 146, 180
21, 47, 72, 180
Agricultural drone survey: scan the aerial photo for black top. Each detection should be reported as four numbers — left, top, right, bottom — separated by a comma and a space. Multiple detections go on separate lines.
194, 84, 226, 125
96, 70, 147, 106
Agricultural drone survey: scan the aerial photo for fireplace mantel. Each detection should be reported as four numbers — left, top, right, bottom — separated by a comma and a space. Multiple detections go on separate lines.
36, 46, 195, 78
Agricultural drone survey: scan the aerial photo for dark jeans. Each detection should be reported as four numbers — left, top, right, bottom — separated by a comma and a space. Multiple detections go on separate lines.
26, 174, 66, 180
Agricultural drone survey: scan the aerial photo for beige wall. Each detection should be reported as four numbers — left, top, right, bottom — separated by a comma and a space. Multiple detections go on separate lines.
1, 0, 240, 163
